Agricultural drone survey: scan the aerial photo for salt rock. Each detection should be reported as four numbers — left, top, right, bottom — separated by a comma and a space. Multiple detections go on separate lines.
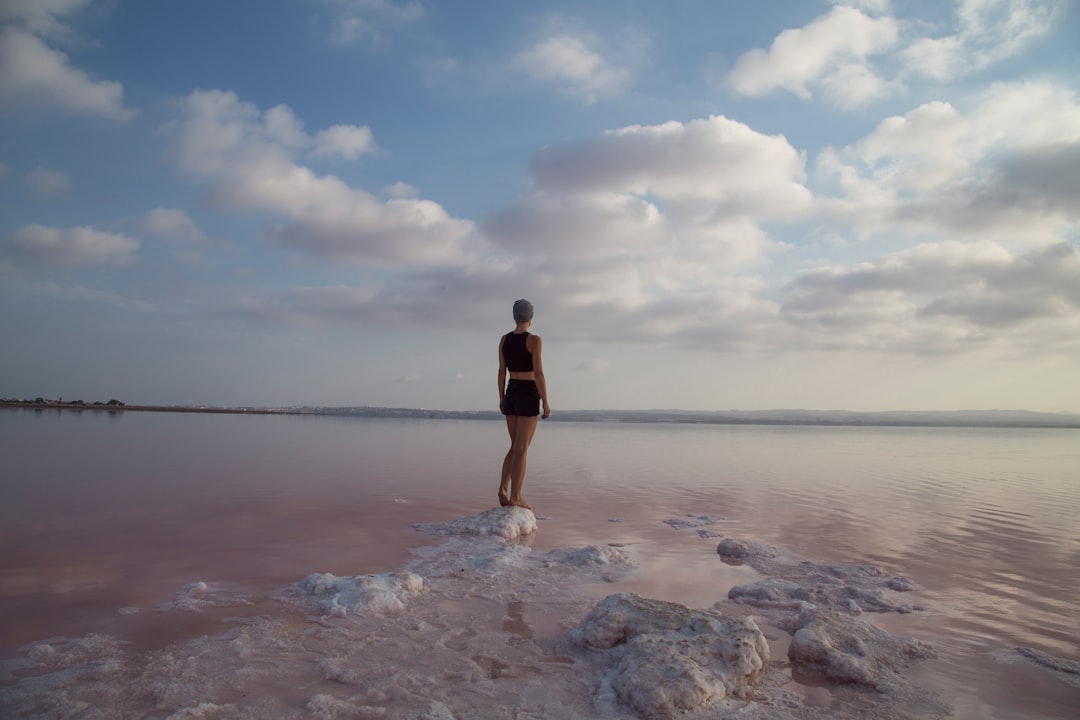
788, 607, 935, 688
573, 593, 769, 720
722, 551, 917, 615
413, 506, 537, 540
415, 701, 456, 720
729, 577, 910, 614
663, 514, 722, 529
1017, 646, 1080, 678
543, 545, 632, 567
886, 576, 915, 592
306, 694, 386, 719
296, 571, 424, 616
405, 536, 533, 578
716, 538, 778, 560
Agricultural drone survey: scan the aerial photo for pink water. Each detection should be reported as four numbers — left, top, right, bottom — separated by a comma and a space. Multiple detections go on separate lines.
1, 409, 1078, 718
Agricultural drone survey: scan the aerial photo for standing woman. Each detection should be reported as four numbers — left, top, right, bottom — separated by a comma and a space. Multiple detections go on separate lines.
497, 299, 550, 509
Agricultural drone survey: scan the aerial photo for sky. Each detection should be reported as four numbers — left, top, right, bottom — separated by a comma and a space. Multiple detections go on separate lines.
1, 0, 1079, 412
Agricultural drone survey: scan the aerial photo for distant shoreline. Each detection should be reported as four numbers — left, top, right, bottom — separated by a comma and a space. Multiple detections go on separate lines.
4, 401, 1080, 429
0, 401, 287, 416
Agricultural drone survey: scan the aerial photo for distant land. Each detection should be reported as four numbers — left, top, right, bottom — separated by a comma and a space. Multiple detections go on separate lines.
4, 397, 1080, 428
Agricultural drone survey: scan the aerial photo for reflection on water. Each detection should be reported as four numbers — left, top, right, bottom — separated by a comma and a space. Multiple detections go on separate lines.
1, 409, 1078, 718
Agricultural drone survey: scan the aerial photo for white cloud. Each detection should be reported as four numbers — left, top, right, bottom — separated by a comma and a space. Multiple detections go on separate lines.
312, 124, 376, 160
382, 181, 420, 198
781, 241, 1080, 355
262, 104, 309, 149
517, 32, 633, 103
141, 208, 206, 242
6, 224, 139, 266
0, 0, 92, 40
816, 81, 1080, 241
728, 6, 898, 105
319, 0, 425, 49
0, 25, 134, 121
224, 86, 1077, 364
730, 1, 1061, 107
829, 0, 891, 13
170, 90, 475, 265
902, 0, 1062, 81
529, 115, 811, 217
139, 208, 213, 264
25, 167, 71, 194
477, 115, 811, 343
486, 190, 664, 257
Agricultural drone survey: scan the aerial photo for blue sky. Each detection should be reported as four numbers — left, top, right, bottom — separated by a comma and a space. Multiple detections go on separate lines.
2, 0, 1079, 412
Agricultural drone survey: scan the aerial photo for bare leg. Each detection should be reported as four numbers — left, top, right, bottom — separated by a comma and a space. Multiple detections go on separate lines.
498, 415, 516, 506
508, 415, 539, 509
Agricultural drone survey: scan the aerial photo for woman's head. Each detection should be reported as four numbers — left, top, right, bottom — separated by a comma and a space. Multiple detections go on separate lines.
512, 298, 534, 323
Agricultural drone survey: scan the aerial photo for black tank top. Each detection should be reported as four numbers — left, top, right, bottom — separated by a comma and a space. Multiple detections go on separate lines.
503, 332, 533, 372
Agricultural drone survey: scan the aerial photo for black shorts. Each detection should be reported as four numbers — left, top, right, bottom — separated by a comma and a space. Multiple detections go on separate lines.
502, 379, 540, 417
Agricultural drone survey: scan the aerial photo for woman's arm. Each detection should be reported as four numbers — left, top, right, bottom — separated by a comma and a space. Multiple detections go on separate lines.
497, 335, 507, 407
529, 334, 551, 419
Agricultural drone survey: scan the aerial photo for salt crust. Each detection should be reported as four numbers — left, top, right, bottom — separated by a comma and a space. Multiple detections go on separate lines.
412, 505, 537, 539
720, 538, 919, 615
164, 702, 239, 719
307, 693, 387, 719
156, 581, 255, 613
295, 571, 425, 617
1, 514, 949, 720
712, 537, 946, 717
573, 592, 769, 720
543, 545, 632, 567
788, 607, 936, 689
1014, 646, 1080, 687
663, 514, 723, 529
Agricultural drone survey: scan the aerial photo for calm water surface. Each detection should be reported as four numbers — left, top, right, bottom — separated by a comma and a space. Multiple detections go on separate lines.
1, 408, 1078, 718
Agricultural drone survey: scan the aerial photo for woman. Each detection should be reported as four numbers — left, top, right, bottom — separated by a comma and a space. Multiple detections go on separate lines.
497, 299, 550, 509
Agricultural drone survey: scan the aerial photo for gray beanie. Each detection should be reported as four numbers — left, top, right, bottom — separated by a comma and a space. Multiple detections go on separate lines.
512, 299, 534, 322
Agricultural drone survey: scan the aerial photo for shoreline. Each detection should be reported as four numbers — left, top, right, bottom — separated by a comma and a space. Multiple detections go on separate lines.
4, 400, 1080, 429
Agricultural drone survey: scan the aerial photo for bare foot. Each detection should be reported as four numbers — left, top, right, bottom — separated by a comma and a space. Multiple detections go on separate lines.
509, 498, 532, 510
498, 490, 510, 507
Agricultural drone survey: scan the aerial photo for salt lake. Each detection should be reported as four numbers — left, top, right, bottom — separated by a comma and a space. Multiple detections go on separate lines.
1, 409, 1077, 718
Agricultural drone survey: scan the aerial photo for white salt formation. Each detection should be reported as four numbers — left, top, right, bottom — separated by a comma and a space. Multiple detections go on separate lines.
413, 505, 537, 539
156, 581, 254, 613
543, 545, 631, 567
407, 536, 534, 578
709, 536, 945, 717
573, 592, 769, 719
720, 539, 918, 615
787, 607, 936, 689
294, 570, 424, 617
1, 513, 949, 720
715, 538, 778, 560
1015, 647, 1080, 688
663, 514, 724, 529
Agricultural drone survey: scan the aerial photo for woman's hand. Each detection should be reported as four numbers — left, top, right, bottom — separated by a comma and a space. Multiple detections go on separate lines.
541, 402, 551, 419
